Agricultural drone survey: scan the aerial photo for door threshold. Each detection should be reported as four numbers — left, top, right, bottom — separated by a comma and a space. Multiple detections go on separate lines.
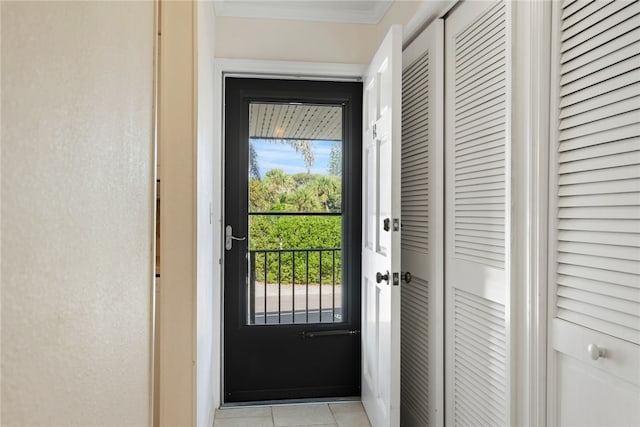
221, 396, 361, 408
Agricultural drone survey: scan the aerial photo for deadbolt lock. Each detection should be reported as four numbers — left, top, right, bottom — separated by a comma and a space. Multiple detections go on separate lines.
393, 272, 400, 286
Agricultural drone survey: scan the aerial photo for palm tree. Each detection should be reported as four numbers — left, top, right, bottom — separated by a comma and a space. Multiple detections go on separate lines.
249, 138, 315, 179
327, 141, 342, 176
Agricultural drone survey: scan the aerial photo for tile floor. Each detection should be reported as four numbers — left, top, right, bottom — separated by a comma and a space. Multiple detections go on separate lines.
214, 402, 371, 427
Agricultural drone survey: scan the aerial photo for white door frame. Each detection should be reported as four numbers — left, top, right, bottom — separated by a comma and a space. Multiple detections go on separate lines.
509, 1, 552, 426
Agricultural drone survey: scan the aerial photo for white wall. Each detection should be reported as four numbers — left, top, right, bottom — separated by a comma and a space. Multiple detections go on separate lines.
215, 16, 377, 63
196, 1, 219, 426
377, 0, 422, 43
1, 1, 154, 425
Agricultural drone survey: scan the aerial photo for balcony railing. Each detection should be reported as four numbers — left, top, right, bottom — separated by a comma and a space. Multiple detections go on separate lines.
249, 248, 342, 325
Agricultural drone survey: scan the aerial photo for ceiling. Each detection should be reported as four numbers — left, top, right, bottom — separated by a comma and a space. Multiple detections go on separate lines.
214, 0, 393, 24
249, 103, 342, 141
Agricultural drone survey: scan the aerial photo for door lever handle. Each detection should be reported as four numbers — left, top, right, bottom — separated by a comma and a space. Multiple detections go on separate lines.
225, 225, 246, 250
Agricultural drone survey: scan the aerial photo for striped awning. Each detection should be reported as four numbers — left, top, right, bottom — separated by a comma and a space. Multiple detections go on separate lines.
249, 103, 342, 141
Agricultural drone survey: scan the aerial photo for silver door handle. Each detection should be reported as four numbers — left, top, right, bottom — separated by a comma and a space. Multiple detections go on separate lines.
225, 225, 246, 250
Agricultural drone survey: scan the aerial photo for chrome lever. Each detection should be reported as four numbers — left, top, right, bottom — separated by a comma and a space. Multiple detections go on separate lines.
225, 225, 246, 250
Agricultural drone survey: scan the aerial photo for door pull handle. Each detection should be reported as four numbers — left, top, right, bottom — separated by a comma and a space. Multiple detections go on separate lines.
225, 225, 246, 250
300, 330, 360, 339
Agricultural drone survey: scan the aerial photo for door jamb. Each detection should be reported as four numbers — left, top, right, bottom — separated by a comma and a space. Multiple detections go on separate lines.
510, 1, 552, 426
213, 59, 366, 407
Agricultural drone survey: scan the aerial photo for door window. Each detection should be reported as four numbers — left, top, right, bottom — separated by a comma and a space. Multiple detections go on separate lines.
247, 102, 345, 324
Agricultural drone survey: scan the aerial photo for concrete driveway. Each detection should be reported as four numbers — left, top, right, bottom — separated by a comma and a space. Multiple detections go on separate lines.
253, 283, 343, 324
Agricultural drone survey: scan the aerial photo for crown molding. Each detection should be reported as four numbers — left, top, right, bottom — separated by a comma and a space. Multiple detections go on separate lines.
214, 1, 392, 24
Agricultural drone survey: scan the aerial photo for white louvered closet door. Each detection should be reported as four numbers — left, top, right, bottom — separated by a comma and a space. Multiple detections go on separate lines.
548, 1, 640, 425
444, 1, 511, 425
400, 19, 444, 427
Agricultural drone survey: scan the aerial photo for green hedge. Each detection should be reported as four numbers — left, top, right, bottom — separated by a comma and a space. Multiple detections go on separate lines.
248, 170, 343, 284
249, 215, 342, 284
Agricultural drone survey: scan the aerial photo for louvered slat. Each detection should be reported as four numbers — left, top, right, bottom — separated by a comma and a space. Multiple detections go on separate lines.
562, 1, 634, 42
402, 52, 430, 254
555, 0, 640, 350
453, 0, 506, 271
561, 6, 638, 64
559, 136, 639, 161
401, 49, 432, 427
401, 276, 430, 426
454, 288, 506, 425
448, 4, 509, 423
562, 0, 613, 32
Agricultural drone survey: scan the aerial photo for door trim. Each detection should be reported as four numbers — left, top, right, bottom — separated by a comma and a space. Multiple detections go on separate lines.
213, 59, 366, 406
216, 59, 365, 81
510, 1, 552, 426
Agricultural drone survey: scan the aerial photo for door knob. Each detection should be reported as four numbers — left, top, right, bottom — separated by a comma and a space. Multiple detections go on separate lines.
587, 344, 606, 360
401, 272, 412, 283
376, 271, 389, 284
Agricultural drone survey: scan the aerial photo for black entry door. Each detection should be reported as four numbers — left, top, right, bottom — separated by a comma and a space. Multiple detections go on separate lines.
224, 78, 363, 403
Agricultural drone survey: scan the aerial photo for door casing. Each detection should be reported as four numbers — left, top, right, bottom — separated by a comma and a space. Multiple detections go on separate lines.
215, 61, 365, 405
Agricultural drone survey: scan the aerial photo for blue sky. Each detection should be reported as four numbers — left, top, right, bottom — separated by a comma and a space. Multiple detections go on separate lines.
251, 139, 336, 175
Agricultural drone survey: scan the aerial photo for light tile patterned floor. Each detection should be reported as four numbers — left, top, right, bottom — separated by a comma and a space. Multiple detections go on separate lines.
214, 402, 371, 427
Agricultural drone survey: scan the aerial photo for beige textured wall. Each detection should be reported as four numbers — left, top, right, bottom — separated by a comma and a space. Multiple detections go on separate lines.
157, 0, 197, 426
1, 1, 154, 425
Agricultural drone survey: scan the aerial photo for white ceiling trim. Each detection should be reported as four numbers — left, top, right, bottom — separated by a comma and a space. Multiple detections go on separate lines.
214, 1, 393, 24
217, 58, 365, 80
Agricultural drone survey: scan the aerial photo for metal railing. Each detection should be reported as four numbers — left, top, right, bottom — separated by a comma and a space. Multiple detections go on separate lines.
249, 248, 342, 324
